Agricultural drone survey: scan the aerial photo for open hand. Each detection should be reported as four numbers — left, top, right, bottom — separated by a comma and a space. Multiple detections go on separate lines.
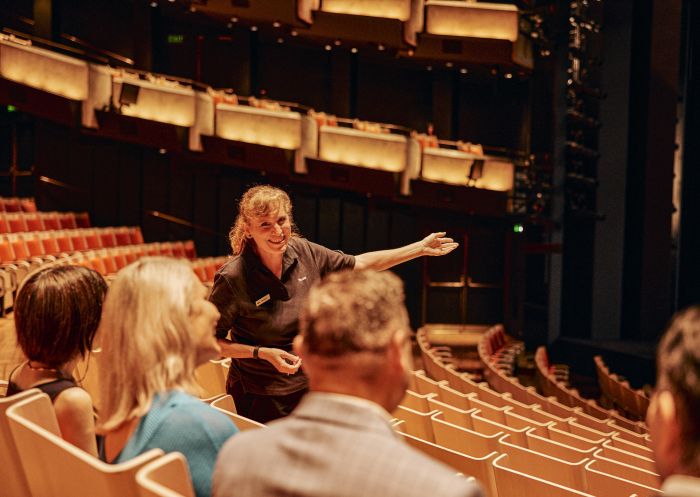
421, 232, 459, 257
259, 347, 302, 374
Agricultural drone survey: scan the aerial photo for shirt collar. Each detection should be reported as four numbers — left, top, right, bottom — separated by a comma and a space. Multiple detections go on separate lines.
303, 391, 394, 423
241, 238, 299, 279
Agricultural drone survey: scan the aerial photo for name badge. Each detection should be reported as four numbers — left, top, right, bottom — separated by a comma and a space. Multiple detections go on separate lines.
255, 294, 271, 307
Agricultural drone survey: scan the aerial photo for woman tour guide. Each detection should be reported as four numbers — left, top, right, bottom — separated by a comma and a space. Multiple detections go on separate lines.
209, 185, 458, 423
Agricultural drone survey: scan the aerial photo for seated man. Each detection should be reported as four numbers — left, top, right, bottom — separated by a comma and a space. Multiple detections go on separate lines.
647, 305, 700, 496
213, 270, 483, 497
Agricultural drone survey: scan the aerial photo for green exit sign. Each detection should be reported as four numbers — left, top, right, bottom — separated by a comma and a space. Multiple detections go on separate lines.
167, 34, 184, 44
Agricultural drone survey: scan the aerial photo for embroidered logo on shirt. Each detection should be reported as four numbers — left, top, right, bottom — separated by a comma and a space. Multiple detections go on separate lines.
255, 294, 271, 306
297, 276, 307, 282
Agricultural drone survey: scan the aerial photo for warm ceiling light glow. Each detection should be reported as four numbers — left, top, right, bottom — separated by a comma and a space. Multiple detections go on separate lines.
445, 62, 453, 68
291, 30, 298, 36
324, 44, 332, 51
351, 47, 358, 54
273, 21, 281, 28
113, 79, 196, 127
426, 2, 519, 42
319, 127, 407, 172
321, 0, 412, 21
0, 40, 89, 100
460, 68, 468, 74
215, 105, 302, 150
250, 26, 258, 32
277, 37, 284, 44
334, 39, 342, 46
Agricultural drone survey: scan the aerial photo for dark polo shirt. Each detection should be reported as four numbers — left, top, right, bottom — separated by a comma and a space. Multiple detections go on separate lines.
209, 237, 355, 395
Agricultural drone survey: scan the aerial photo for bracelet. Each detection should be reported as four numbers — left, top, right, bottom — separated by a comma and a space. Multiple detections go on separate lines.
253, 346, 261, 359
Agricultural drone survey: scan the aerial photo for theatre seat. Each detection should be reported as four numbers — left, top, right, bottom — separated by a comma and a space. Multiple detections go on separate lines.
136, 452, 196, 497
492, 453, 595, 497
210, 395, 266, 432
7, 392, 164, 497
0, 389, 43, 497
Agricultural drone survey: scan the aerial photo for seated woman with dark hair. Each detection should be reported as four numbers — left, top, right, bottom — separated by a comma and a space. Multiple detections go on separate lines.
6, 264, 108, 457
97, 257, 238, 497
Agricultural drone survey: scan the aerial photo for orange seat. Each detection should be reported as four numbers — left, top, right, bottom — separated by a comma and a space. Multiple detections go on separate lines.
58, 212, 77, 230
184, 240, 196, 259
84, 230, 101, 250
24, 214, 44, 232
129, 227, 144, 245
75, 212, 91, 228
9, 235, 30, 260
114, 228, 132, 246
69, 230, 88, 251
7, 213, 28, 233
40, 234, 61, 255
102, 253, 117, 275
41, 213, 61, 231
0, 239, 15, 262
23, 234, 44, 257
98, 229, 117, 248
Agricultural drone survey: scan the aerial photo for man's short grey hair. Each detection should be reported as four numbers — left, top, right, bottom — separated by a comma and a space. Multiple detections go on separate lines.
300, 269, 409, 357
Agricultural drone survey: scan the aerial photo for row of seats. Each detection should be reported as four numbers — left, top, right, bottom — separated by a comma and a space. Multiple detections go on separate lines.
0, 197, 36, 213
594, 355, 650, 421
479, 327, 647, 435
0, 390, 197, 497
0, 227, 145, 263
533, 345, 648, 433
395, 367, 660, 497
0, 211, 91, 233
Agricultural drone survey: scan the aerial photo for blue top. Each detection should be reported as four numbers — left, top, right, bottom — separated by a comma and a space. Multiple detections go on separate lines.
116, 390, 238, 497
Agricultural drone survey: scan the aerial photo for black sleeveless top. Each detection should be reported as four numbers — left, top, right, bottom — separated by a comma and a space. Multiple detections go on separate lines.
5, 364, 78, 401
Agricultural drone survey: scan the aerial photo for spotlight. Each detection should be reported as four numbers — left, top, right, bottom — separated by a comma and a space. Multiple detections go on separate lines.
231, 17, 238, 23
426, 65, 433, 71
377, 43, 385, 51
445, 62, 453, 68
351, 47, 358, 54
227, 22, 233, 28
150, 1, 157, 7
273, 21, 281, 28
250, 26, 258, 32
407, 49, 414, 57
290, 30, 298, 36
159, 148, 167, 155
505, 73, 513, 79
334, 39, 342, 46
324, 44, 332, 51
460, 68, 468, 74
277, 37, 284, 44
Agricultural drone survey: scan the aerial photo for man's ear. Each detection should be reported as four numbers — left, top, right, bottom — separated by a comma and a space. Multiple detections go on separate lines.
387, 331, 408, 372
653, 390, 683, 475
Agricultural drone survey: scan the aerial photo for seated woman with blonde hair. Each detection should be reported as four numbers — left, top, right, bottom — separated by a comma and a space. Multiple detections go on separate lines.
97, 257, 238, 497
6, 264, 107, 457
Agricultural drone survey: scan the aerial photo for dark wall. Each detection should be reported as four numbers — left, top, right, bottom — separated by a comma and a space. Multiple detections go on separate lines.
30, 119, 507, 328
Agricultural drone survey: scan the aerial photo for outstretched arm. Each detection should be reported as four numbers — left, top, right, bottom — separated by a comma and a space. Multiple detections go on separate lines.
354, 232, 458, 272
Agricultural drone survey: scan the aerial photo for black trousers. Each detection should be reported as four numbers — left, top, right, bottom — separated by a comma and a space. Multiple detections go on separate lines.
228, 378, 307, 424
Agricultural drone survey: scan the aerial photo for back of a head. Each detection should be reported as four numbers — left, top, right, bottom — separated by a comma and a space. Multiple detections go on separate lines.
14, 264, 107, 368
97, 256, 202, 431
655, 305, 700, 475
299, 269, 409, 364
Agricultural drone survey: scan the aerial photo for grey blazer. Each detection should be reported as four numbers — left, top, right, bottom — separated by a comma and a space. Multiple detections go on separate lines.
213, 393, 484, 497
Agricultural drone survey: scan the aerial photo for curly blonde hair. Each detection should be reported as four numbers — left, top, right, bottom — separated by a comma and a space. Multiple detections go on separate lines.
228, 185, 298, 255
